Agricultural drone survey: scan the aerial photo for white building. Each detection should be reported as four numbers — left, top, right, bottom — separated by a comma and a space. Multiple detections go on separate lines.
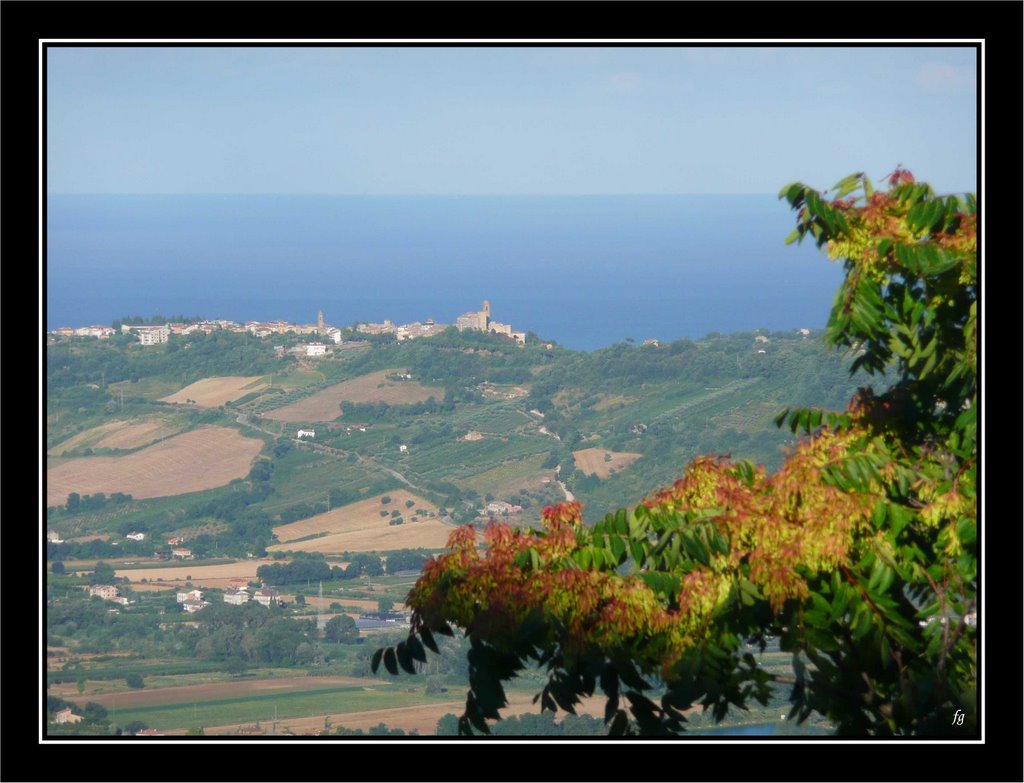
176, 589, 203, 604
54, 708, 84, 724
327, 328, 343, 344
224, 588, 250, 605
253, 587, 280, 607
74, 325, 115, 339
125, 532, 146, 542
89, 585, 121, 601
123, 324, 170, 345
305, 343, 327, 357
297, 429, 315, 440
182, 599, 209, 614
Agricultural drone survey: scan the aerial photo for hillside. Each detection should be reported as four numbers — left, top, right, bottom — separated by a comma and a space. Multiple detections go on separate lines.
46, 325, 869, 556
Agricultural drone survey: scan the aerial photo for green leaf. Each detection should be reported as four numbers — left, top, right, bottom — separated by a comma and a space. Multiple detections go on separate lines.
406, 633, 427, 663
831, 172, 863, 199
851, 607, 873, 641
396, 642, 417, 674
774, 408, 790, 428
465, 694, 492, 735
609, 534, 626, 562
608, 709, 629, 735
419, 627, 439, 654
370, 648, 383, 674
576, 548, 592, 569
383, 647, 399, 675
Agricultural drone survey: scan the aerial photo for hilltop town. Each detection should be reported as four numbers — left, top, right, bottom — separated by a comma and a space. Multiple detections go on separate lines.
48, 299, 528, 350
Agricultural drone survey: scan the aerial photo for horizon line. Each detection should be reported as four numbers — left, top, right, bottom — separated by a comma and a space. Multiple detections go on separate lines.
47, 191, 784, 198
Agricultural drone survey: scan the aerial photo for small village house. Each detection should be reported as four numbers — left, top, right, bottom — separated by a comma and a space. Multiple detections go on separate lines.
54, 708, 83, 724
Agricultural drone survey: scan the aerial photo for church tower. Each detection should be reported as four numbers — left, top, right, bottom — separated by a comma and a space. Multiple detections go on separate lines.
317, 310, 325, 333
481, 300, 490, 330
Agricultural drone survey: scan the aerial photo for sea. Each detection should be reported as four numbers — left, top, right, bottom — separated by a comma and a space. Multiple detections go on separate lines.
46, 195, 843, 351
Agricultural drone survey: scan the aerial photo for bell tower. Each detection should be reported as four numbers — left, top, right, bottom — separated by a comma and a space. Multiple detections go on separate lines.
317, 310, 325, 333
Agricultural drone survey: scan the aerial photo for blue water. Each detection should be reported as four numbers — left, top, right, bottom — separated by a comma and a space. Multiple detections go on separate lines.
693, 722, 778, 736
46, 195, 843, 351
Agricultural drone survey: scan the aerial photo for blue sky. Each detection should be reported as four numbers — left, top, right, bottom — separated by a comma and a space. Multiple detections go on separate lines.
47, 46, 978, 195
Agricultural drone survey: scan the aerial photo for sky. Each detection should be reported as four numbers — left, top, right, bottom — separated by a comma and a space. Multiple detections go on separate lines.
46, 45, 978, 195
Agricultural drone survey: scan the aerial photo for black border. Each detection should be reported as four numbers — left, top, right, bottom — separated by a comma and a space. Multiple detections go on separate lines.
9, 1, 1019, 780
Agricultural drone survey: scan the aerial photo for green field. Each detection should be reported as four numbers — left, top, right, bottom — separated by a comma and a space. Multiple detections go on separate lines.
110, 683, 451, 731
256, 448, 395, 513
108, 377, 184, 401
452, 452, 549, 496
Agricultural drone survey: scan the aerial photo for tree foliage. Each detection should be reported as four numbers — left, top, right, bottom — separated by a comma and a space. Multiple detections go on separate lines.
374, 170, 977, 736
324, 614, 359, 644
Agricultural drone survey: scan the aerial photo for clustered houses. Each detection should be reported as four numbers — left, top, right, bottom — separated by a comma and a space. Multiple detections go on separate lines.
394, 320, 448, 341
176, 589, 209, 614
120, 323, 170, 345
455, 300, 526, 344
74, 325, 116, 339
479, 500, 524, 517
221, 584, 283, 607
51, 301, 530, 347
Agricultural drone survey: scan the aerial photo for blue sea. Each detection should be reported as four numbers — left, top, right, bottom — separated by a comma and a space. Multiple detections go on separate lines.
46, 195, 843, 351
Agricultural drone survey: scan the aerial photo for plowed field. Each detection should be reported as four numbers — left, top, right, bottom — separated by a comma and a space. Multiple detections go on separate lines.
161, 376, 268, 407
50, 417, 183, 455
46, 427, 264, 506
572, 448, 643, 479
263, 370, 442, 423
270, 489, 449, 553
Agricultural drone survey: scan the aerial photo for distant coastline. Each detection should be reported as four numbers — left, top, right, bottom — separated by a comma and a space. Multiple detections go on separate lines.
46, 194, 842, 350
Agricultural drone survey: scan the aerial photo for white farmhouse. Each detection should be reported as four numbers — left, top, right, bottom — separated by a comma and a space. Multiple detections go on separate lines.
224, 588, 250, 605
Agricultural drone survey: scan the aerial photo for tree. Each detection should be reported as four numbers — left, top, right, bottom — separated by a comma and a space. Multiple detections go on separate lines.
125, 673, 145, 689
66, 492, 80, 513
90, 561, 116, 586
374, 170, 977, 737
377, 598, 394, 614
324, 614, 359, 644
51, 561, 66, 575
294, 594, 306, 606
